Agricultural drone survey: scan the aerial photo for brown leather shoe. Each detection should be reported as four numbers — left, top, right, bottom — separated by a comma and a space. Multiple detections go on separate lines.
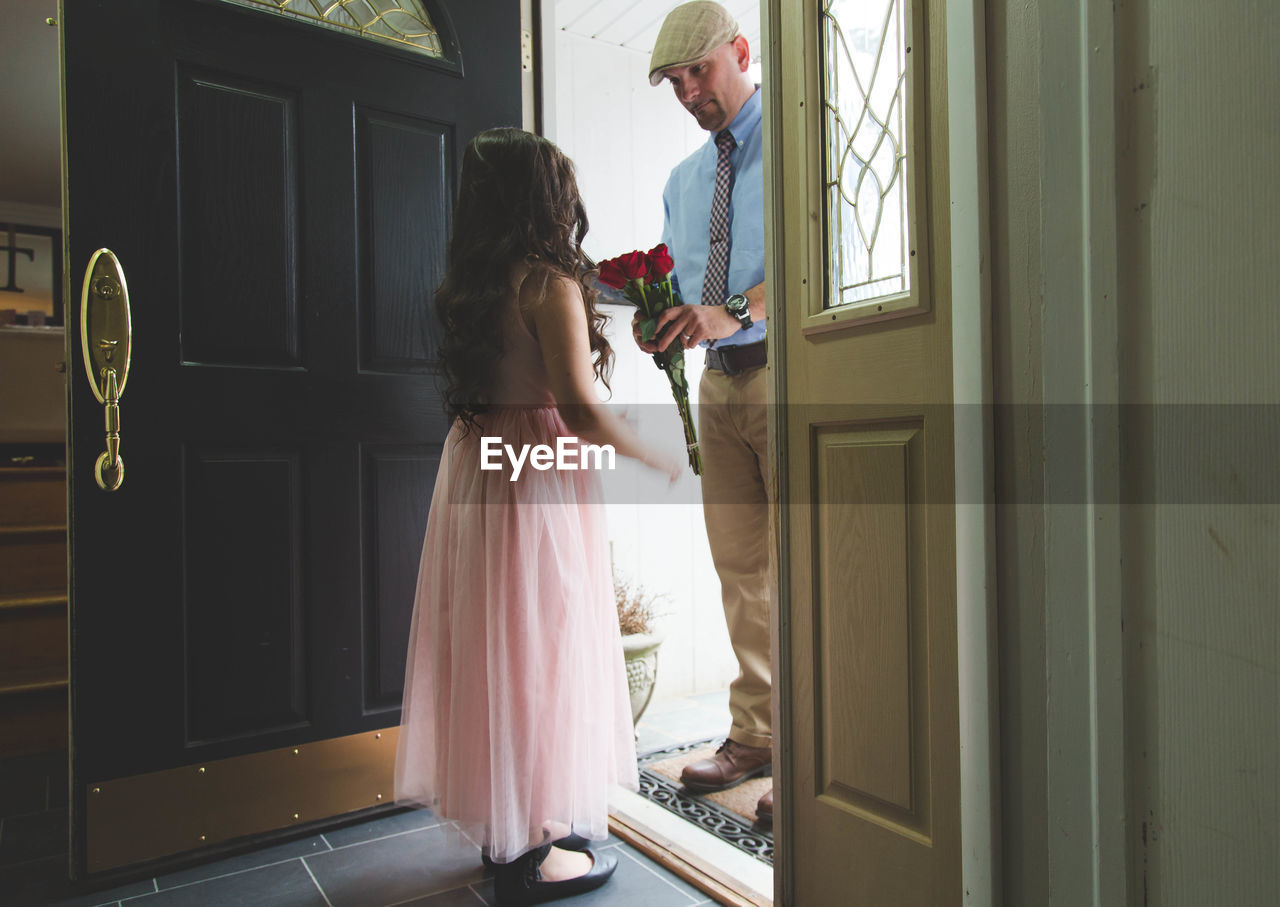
756, 787, 773, 826
681, 739, 772, 792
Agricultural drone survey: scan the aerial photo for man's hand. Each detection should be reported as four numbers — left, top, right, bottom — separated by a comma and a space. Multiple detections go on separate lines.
632, 304, 740, 353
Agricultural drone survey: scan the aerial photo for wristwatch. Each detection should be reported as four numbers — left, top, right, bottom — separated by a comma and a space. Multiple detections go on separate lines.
724, 293, 753, 330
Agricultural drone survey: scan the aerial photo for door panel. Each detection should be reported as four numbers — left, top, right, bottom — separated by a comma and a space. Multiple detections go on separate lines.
355, 108, 452, 374
768, 0, 961, 901
359, 444, 439, 712
183, 447, 308, 743
63, 0, 520, 874
177, 70, 303, 368
813, 422, 926, 827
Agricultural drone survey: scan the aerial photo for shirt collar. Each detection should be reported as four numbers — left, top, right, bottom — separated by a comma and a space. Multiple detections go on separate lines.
720, 86, 762, 149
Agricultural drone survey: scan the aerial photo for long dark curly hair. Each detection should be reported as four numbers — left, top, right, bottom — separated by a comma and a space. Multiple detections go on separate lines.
435, 127, 612, 433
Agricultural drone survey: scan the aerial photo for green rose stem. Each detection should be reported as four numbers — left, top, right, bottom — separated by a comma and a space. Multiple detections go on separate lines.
625, 276, 703, 476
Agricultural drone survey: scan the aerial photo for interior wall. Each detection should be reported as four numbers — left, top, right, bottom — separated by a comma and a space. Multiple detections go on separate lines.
549, 28, 741, 702
1118, 0, 1280, 902
0, 1, 61, 207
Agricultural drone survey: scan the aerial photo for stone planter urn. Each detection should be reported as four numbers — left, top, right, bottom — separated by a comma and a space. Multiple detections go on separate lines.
621, 631, 664, 726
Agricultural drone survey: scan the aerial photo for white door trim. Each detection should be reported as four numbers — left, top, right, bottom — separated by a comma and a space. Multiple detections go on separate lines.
759, 0, 791, 901
946, 0, 999, 903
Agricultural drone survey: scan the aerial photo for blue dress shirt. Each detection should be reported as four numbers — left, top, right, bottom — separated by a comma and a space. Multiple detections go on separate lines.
661, 88, 766, 349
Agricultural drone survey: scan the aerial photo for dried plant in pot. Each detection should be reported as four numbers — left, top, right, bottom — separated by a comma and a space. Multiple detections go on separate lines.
615, 575, 666, 726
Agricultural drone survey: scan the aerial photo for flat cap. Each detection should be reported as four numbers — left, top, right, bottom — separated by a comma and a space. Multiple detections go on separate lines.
648, 1, 741, 86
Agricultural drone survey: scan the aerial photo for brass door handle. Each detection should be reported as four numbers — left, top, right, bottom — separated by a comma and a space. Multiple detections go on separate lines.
80, 249, 132, 491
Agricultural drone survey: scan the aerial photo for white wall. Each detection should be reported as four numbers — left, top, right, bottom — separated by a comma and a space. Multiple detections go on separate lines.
992, 0, 1280, 903
549, 29, 740, 701
1130, 0, 1279, 901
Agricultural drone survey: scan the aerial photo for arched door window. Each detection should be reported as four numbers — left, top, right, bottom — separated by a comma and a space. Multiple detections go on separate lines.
224, 0, 446, 59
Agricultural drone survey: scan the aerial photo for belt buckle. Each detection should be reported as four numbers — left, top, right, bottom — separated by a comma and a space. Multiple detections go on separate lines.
711, 347, 739, 376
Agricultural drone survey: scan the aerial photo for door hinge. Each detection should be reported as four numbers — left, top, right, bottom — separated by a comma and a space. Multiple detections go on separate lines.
521, 29, 533, 73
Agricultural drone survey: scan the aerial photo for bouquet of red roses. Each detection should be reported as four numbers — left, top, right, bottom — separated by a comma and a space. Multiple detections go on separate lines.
597, 243, 702, 476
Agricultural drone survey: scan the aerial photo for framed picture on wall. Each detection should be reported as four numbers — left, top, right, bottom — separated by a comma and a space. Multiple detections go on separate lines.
0, 223, 63, 327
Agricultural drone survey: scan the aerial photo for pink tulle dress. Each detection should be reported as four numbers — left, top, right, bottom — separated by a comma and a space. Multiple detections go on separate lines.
394, 275, 638, 863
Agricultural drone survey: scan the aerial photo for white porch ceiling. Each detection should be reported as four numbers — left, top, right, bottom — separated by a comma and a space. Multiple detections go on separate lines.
554, 0, 763, 61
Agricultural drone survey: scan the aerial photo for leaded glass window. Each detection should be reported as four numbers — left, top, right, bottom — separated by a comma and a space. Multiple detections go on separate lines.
224, 1, 445, 59
821, 0, 912, 309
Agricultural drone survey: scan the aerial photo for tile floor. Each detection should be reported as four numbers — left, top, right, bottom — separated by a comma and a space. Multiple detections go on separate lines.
634, 689, 731, 756
0, 691, 731, 907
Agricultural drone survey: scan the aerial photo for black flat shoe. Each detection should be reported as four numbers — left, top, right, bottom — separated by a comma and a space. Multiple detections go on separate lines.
551, 831, 591, 851
493, 844, 618, 906
481, 832, 591, 869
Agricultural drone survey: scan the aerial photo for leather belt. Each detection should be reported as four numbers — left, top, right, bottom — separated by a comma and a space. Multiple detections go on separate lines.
705, 340, 767, 375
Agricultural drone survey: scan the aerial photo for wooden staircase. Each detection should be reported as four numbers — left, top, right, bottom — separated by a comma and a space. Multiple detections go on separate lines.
0, 466, 68, 756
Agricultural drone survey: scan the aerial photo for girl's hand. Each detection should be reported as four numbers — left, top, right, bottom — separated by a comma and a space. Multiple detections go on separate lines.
647, 449, 684, 484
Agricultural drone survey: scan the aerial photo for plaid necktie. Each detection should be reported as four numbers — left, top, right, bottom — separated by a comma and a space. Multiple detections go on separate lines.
701, 129, 737, 306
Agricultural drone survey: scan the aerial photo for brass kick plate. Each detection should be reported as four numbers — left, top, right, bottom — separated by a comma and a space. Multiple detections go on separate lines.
85, 727, 400, 873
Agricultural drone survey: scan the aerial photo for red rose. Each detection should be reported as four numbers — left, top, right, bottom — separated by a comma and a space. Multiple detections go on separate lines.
597, 258, 628, 289
646, 243, 674, 280
618, 250, 648, 281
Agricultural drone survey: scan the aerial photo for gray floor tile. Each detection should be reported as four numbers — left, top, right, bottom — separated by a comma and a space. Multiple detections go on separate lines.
322, 807, 439, 849
616, 848, 708, 902
154, 835, 329, 890
47, 877, 159, 907
639, 708, 725, 746
397, 885, 487, 906
637, 692, 732, 750
466, 878, 496, 907
641, 697, 702, 718
306, 824, 484, 907
123, 860, 325, 906
634, 725, 676, 754
468, 848, 701, 907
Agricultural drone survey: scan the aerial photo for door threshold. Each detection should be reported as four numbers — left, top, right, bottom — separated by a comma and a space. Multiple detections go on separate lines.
608, 788, 773, 907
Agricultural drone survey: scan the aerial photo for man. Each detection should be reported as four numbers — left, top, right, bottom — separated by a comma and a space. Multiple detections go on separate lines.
636, 0, 773, 824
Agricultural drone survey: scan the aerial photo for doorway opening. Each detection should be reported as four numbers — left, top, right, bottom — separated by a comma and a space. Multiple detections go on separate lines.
0, 0, 71, 886
543, 2, 774, 903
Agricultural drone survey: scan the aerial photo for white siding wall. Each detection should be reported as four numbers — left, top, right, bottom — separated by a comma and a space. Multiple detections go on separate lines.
1137, 0, 1280, 901
548, 30, 740, 701
993, 0, 1280, 902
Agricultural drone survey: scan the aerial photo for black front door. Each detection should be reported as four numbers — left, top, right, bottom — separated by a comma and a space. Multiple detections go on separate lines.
63, 0, 520, 874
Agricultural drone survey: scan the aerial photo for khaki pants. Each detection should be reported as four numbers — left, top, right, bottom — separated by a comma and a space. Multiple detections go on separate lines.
698, 364, 772, 748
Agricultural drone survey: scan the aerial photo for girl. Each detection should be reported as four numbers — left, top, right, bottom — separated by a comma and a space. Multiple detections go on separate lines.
394, 128, 680, 905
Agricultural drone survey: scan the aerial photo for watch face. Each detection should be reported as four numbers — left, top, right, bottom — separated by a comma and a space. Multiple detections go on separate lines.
727, 294, 748, 315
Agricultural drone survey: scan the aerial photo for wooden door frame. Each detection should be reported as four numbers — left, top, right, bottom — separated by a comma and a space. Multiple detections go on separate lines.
763, 0, 997, 903
1036, 0, 1127, 903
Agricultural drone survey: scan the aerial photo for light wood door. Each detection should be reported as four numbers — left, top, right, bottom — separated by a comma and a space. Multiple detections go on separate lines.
767, 0, 962, 902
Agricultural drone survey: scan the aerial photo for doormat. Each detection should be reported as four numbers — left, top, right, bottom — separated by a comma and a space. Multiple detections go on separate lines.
637, 738, 773, 865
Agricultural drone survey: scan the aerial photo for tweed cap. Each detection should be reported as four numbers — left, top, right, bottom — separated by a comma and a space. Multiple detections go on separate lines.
648, 1, 741, 86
